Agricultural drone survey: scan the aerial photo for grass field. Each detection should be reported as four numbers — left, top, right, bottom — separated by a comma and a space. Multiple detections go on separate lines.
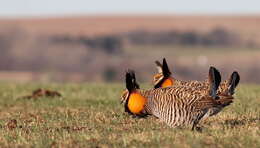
0, 82, 259, 148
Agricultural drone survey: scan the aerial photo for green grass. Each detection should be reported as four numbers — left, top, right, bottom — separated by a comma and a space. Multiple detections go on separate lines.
0, 82, 259, 148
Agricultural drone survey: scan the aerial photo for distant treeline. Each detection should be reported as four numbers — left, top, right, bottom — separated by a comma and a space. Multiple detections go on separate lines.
50, 28, 243, 54
124, 28, 239, 46
51, 35, 123, 54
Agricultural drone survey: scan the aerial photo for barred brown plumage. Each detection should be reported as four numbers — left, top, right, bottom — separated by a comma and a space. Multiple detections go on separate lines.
153, 58, 239, 96
121, 67, 236, 130
152, 58, 240, 117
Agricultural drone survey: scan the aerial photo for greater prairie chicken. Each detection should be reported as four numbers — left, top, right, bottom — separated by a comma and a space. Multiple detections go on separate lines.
121, 67, 238, 129
153, 58, 240, 97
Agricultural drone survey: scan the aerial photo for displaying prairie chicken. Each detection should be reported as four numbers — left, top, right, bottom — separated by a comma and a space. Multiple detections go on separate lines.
153, 58, 240, 97
121, 67, 239, 129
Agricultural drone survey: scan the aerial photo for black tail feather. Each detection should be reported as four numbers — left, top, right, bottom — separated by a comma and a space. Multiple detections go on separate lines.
228, 71, 240, 95
208, 66, 221, 99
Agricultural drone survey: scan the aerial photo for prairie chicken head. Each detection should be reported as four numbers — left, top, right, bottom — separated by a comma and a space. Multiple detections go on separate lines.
120, 70, 147, 116
153, 58, 175, 88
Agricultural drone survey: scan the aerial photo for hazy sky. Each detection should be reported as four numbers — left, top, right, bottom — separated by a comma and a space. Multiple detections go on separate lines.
1, 0, 260, 17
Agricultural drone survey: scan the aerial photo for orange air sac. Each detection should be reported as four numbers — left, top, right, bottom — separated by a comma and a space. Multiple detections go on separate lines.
161, 78, 174, 88
127, 92, 147, 114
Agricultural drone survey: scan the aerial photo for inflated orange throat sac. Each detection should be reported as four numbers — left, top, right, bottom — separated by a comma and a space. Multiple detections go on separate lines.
161, 78, 174, 88
127, 91, 147, 114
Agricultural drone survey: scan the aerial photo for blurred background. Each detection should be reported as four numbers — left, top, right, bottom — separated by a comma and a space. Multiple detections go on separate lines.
0, 0, 260, 83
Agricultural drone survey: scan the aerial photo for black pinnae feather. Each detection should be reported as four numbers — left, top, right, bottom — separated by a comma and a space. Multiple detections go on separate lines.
162, 58, 171, 77
126, 70, 134, 92
130, 70, 140, 89
125, 70, 139, 92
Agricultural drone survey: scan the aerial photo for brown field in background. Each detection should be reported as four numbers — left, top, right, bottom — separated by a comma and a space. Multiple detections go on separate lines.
0, 15, 260, 83
1, 15, 260, 41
